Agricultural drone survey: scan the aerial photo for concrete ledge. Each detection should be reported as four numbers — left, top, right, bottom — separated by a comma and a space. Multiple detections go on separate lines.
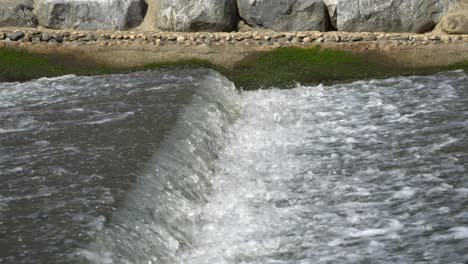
1, 27, 468, 70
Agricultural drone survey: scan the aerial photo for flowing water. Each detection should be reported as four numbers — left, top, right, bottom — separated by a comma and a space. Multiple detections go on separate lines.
0, 69, 467, 264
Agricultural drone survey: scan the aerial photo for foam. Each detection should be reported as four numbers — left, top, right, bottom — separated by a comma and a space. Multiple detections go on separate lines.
182, 71, 468, 264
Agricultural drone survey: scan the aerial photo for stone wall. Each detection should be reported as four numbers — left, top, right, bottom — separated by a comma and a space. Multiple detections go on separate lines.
0, 0, 467, 34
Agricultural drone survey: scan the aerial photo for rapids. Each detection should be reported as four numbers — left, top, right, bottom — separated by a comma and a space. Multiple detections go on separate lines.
0, 69, 467, 264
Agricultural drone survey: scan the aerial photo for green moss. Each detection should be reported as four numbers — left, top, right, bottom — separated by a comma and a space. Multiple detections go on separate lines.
0, 49, 223, 82
0, 48, 117, 82
227, 46, 397, 90
226, 46, 468, 90
0, 48, 66, 82
1, 46, 467, 89
444, 60, 468, 71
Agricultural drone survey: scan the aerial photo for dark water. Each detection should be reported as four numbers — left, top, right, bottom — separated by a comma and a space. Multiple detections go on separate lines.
0, 69, 240, 263
0, 69, 467, 264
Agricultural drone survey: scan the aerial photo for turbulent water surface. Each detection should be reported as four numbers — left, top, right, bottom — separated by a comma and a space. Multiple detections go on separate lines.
0, 70, 467, 264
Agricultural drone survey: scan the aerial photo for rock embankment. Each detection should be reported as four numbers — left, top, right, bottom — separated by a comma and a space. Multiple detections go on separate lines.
1, 29, 468, 79
1, 29, 467, 48
0, 0, 468, 34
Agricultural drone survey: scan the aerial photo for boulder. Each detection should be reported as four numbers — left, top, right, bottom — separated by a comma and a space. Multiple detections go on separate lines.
0, 0, 37, 27
158, 0, 238, 32
35, 0, 147, 30
337, 0, 458, 33
6, 31, 25, 41
237, 0, 331, 32
437, 11, 468, 34
40, 32, 52, 42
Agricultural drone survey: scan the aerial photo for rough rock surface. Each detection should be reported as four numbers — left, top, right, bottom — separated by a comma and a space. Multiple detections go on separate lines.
138, 0, 161, 30
323, 0, 337, 29
237, 0, 330, 32
437, 11, 468, 34
6, 31, 26, 41
158, 0, 238, 32
0, 0, 37, 27
35, 0, 147, 30
337, 0, 458, 33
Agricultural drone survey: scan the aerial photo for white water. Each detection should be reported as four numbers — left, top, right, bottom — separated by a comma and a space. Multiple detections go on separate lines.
182, 71, 468, 264
1, 70, 467, 264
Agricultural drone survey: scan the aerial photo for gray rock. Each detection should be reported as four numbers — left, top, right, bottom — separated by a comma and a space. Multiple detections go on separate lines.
84, 34, 98, 41
350, 35, 363, 41
6, 31, 25, 41
35, 0, 147, 30
53, 33, 64, 42
158, 0, 238, 32
237, 0, 331, 32
0, 0, 37, 27
337, 0, 459, 33
41, 32, 52, 42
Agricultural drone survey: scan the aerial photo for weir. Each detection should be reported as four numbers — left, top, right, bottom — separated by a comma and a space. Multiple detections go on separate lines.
0, 69, 468, 264
79, 70, 241, 264
0, 69, 240, 263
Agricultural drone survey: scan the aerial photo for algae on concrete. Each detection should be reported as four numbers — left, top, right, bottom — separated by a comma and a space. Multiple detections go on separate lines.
226, 46, 468, 90
0, 48, 112, 82
0, 48, 65, 82
1, 46, 467, 89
